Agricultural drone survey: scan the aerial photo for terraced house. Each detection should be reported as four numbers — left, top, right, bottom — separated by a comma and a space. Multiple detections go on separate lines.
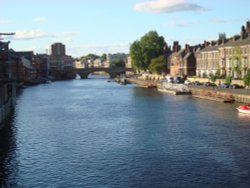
169, 41, 196, 77
196, 21, 250, 79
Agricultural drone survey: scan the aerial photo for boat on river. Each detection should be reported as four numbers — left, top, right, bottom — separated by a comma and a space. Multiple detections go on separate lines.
157, 81, 191, 95
237, 105, 250, 114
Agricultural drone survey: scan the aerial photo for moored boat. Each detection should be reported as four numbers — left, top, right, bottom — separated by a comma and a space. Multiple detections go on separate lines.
237, 105, 250, 114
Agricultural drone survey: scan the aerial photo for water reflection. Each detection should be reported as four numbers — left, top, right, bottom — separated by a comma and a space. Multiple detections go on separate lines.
0, 78, 250, 187
237, 112, 250, 122
0, 115, 18, 188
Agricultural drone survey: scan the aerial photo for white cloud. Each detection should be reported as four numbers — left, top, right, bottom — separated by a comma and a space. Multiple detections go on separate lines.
11, 30, 54, 40
0, 19, 11, 24
211, 19, 242, 24
134, 0, 207, 14
33, 17, 48, 23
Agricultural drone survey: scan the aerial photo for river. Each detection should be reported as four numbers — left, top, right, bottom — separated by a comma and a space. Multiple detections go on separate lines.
1, 76, 250, 188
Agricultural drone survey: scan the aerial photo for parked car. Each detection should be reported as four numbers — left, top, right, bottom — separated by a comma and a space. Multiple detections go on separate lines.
192, 81, 202, 86
229, 84, 244, 89
220, 83, 230, 88
184, 80, 192, 85
203, 82, 217, 87
174, 76, 184, 83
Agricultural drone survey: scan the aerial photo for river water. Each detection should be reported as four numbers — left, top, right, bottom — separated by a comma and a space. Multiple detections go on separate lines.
1, 76, 250, 188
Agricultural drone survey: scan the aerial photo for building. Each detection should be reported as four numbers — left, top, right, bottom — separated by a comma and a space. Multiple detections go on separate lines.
196, 21, 250, 79
169, 41, 196, 77
51, 43, 66, 57
0, 41, 16, 126
35, 54, 50, 78
126, 56, 132, 69
196, 41, 219, 78
49, 43, 74, 71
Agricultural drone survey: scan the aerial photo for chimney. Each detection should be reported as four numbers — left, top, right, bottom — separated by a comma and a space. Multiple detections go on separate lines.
185, 44, 190, 52
246, 21, 250, 33
232, 35, 239, 41
204, 40, 210, 48
173, 41, 181, 52
241, 25, 246, 39
210, 41, 216, 46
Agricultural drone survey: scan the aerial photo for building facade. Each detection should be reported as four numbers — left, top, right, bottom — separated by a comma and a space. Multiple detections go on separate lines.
49, 43, 74, 71
169, 42, 196, 77
51, 43, 66, 57
196, 21, 250, 79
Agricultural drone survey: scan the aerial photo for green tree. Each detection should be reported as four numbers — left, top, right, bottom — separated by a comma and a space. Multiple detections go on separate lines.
130, 40, 144, 71
225, 76, 232, 85
209, 73, 217, 83
140, 31, 166, 70
80, 54, 100, 62
110, 59, 125, 68
129, 31, 166, 72
149, 55, 166, 74
243, 69, 250, 88
232, 46, 243, 78
101, 53, 107, 61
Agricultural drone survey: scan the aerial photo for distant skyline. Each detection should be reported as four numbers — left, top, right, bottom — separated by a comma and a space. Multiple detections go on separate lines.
1, 0, 250, 57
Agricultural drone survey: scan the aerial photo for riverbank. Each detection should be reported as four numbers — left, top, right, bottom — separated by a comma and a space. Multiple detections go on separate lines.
126, 78, 157, 88
127, 77, 250, 104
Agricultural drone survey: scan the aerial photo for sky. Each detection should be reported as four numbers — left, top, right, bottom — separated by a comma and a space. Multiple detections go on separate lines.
1, 0, 250, 57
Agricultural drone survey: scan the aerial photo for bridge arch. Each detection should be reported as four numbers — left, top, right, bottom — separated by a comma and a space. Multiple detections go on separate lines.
75, 67, 132, 79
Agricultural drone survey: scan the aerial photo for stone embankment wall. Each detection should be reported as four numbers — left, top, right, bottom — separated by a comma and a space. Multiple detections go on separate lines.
190, 88, 234, 101
190, 87, 250, 104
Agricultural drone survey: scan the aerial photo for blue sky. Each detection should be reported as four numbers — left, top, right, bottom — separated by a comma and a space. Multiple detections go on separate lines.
1, 0, 250, 57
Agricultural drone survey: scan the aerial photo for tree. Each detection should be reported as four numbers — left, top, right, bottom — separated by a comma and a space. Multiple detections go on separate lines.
209, 73, 217, 83
110, 59, 125, 68
80, 54, 99, 62
129, 31, 166, 72
140, 31, 166, 70
130, 40, 144, 71
232, 46, 242, 78
101, 53, 107, 61
225, 76, 232, 85
243, 69, 250, 88
149, 55, 166, 74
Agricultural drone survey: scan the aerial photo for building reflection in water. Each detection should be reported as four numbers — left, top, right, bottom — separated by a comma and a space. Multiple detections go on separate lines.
0, 115, 18, 188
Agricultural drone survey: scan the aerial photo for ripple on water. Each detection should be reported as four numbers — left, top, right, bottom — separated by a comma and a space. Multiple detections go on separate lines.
1, 78, 250, 188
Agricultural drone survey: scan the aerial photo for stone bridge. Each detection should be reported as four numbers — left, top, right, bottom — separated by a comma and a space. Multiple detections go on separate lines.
74, 67, 133, 79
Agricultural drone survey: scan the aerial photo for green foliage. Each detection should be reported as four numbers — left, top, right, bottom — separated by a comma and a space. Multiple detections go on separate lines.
243, 69, 250, 87
209, 73, 217, 83
225, 76, 232, 85
140, 31, 166, 69
110, 59, 125, 68
202, 72, 207, 78
232, 46, 243, 78
130, 40, 144, 71
129, 31, 166, 72
149, 55, 166, 75
80, 54, 100, 62
101, 53, 107, 61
